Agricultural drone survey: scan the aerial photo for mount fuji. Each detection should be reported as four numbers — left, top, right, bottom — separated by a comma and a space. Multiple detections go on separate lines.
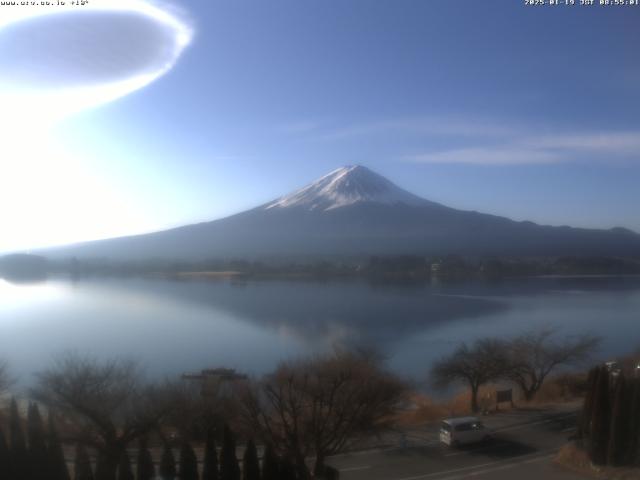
263, 165, 431, 211
42, 165, 640, 260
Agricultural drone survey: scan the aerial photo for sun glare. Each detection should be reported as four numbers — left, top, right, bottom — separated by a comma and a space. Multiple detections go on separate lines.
0, 127, 159, 252
0, 0, 193, 252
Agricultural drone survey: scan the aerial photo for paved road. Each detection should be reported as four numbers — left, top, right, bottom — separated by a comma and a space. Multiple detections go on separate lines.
327, 406, 586, 480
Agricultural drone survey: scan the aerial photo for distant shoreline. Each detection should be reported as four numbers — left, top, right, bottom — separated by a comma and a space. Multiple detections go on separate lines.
2, 253, 640, 284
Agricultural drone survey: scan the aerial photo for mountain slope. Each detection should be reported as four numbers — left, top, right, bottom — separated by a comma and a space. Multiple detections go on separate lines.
42, 165, 640, 260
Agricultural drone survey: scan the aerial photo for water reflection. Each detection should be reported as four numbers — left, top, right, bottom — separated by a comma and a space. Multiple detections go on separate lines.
122, 279, 509, 347
0, 275, 638, 384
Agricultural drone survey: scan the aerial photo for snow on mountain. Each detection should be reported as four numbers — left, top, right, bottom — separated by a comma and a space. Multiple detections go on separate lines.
264, 165, 432, 211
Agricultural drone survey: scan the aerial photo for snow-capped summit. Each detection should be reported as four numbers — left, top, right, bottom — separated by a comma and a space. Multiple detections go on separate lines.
264, 165, 431, 211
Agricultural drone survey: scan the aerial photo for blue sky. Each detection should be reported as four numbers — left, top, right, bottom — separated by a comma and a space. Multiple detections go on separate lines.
1, 0, 639, 252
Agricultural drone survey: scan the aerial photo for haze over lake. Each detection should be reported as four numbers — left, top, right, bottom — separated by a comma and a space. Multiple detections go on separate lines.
1, 275, 638, 385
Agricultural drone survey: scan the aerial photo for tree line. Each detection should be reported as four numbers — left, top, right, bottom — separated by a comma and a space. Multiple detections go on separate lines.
430, 329, 600, 412
0, 350, 407, 480
0, 330, 606, 479
0, 400, 337, 480
0, 400, 68, 480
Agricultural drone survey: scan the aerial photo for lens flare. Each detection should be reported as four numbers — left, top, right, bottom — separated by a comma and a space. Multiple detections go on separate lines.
0, 0, 193, 121
0, 1, 194, 253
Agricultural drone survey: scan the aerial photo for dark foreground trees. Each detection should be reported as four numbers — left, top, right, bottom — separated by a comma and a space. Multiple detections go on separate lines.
220, 424, 240, 480
48, 413, 71, 480
1, 401, 70, 480
27, 403, 49, 480
580, 366, 640, 467
10, 398, 29, 480
136, 438, 155, 480
74, 444, 94, 480
240, 350, 407, 479
202, 429, 219, 480
431, 338, 508, 413
32, 354, 174, 480
242, 439, 260, 480
159, 444, 177, 480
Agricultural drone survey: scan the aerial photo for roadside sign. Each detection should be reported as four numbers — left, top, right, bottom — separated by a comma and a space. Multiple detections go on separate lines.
496, 389, 514, 410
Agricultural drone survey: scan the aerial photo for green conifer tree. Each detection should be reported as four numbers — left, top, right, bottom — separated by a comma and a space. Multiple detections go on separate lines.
10, 398, 28, 480
179, 442, 199, 480
74, 444, 94, 480
136, 438, 155, 480
159, 444, 177, 480
220, 425, 240, 480
608, 375, 630, 466
579, 368, 599, 439
94, 453, 110, 480
28, 403, 49, 480
117, 451, 134, 480
278, 456, 296, 480
260, 445, 279, 480
0, 428, 10, 480
627, 378, 640, 466
48, 413, 71, 480
202, 429, 219, 480
242, 439, 260, 480
589, 366, 611, 465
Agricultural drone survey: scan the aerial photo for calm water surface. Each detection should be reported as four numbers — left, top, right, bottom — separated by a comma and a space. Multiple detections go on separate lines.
0, 275, 638, 384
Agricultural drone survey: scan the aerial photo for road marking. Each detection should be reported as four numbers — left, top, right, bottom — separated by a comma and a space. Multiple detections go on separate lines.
330, 411, 576, 465
330, 442, 437, 459
390, 451, 555, 480
436, 453, 554, 480
443, 441, 509, 457
339, 465, 371, 472
493, 413, 576, 433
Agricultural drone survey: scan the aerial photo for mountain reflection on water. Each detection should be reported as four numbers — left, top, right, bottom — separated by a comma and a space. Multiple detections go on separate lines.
0, 275, 639, 384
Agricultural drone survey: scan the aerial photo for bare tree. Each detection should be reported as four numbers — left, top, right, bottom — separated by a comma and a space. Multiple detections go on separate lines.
239, 350, 407, 479
505, 329, 600, 401
161, 377, 238, 442
431, 338, 509, 413
32, 354, 174, 480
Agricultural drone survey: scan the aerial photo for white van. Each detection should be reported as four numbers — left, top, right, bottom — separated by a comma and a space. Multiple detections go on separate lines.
439, 417, 491, 447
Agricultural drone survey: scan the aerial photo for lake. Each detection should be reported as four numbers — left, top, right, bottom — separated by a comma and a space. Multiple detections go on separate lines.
0, 275, 638, 386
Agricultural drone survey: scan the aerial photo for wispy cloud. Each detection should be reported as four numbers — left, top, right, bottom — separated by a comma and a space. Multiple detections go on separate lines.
527, 132, 640, 155
407, 147, 562, 165
316, 117, 518, 141
276, 116, 518, 141
407, 132, 640, 165
276, 121, 324, 135
279, 115, 640, 166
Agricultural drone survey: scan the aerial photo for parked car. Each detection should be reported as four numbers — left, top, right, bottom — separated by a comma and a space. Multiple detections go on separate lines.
439, 417, 491, 447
